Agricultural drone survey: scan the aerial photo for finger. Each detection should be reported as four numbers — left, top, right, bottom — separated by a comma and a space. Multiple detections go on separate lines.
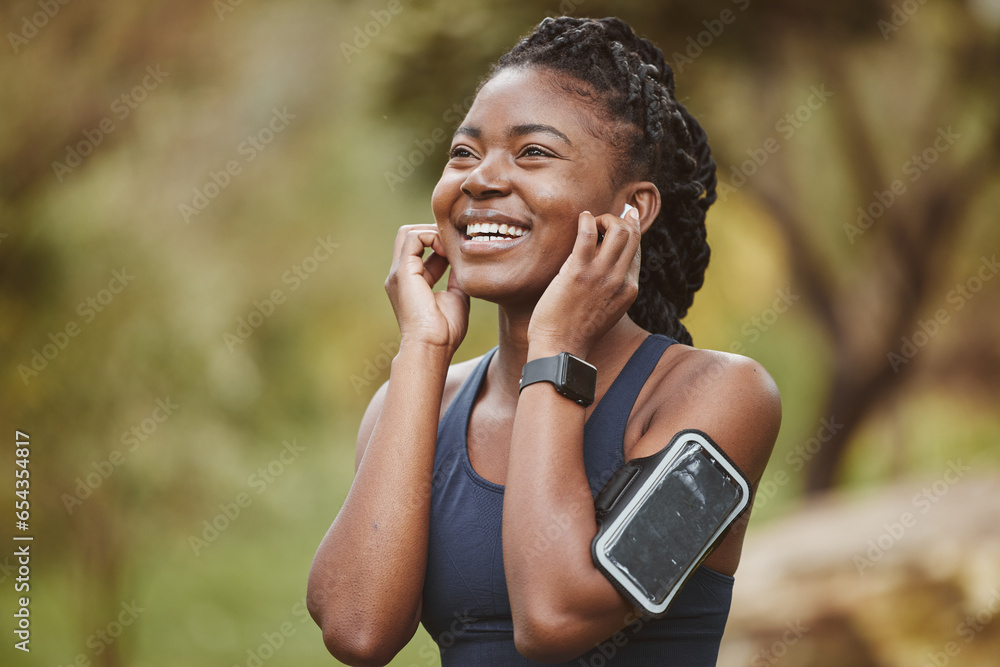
430, 232, 448, 259
594, 214, 635, 264
627, 205, 641, 227
570, 210, 599, 263
618, 223, 644, 287
392, 224, 438, 262
625, 234, 642, 285
624, 206, 643, 276
395, 229, 440, 278
423, 251, 450, 288
612, 210, 643, 270
446, 266, 469, 302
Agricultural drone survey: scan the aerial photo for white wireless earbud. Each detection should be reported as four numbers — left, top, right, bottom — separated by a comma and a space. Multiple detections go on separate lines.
621, 203, 637, 218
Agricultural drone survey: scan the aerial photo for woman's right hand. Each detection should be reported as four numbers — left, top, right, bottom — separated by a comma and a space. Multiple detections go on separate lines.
385, 224, 470, 357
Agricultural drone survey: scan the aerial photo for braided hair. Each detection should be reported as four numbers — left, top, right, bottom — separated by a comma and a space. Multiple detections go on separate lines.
488, 17, 716, 345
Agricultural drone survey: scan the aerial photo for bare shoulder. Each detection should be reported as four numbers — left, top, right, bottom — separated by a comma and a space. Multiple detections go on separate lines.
667, 345, 781, 417
353, 353, 488, 469
639, 344, 782, 483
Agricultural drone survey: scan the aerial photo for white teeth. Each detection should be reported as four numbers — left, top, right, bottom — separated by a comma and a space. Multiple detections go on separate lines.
464, 223, 529, 239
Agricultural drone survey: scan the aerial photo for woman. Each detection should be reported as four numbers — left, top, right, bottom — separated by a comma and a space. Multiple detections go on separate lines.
308, 16, 781, 666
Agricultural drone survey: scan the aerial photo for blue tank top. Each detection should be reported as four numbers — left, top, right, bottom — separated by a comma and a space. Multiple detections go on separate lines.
421, 334, 734, 665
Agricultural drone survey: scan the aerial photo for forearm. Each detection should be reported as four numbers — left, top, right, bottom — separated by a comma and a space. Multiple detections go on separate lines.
502, 343, 629, 658
308, 342, 451, 658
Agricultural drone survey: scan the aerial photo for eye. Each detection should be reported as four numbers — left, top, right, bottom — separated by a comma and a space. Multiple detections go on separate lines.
449, 146, 476, 159
519, 145, 555, 158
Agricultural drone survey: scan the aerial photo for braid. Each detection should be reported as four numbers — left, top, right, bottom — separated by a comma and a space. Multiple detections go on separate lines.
490, 17, 716, 345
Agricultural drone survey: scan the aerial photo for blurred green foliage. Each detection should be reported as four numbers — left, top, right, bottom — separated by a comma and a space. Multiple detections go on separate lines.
0, 0, 998, 665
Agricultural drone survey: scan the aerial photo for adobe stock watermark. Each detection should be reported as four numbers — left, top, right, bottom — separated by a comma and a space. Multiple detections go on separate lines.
577, 608, 660, 666
677, 284, 799, 402
223, 235, 339, 352
55, 599, 145, 666
17, 268, 135, 385
189, 439, 306, 556
517, 503, 592, 565
853, 459, 970, 575
7, 0, 72, 54
843, 126, 960, 243
727, 287, 799, 355
0, 555, 16, 585
922, 588, 1000, 667
750, 619, 810, 666
668, 0, 751, 74
179, 106, 296, 224
350, 339, 400, 394
517, 464, 642, 567
384, 95, 476, 192
340, 0, 407, 63
878, 0, 930, 40
62, 397, 179, 514
51, 65, 169, 182
887, 254, 998, 372
716, 84, 833, 202
230, 597, 314, 667
408, 610, 477, 664
753, 416, 843, 512
214, 0, 244, 21
544, 0, 587, 19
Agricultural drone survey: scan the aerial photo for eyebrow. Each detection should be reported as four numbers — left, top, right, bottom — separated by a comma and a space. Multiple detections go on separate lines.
509, 123, 572, 145
453, 124, 572, 145
454, 126, 481, 139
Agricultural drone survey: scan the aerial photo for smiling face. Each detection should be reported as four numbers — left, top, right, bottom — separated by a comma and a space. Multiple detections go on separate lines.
431, 66, 627, 309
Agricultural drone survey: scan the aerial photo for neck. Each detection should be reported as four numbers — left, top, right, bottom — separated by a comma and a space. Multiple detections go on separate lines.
489, 304, 647, 401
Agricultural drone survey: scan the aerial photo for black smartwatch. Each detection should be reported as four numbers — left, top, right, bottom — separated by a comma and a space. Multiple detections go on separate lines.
519, 352, 597, 407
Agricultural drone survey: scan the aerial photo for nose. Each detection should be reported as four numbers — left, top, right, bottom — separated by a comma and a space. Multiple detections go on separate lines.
460, 155, 512, 199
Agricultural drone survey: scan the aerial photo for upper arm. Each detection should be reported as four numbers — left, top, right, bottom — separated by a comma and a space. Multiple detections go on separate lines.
627, 350, 781, 577
515, 351, 781, 660
633, 350, 782, 484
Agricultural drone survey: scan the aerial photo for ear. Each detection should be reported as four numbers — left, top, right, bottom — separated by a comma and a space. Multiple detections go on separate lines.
623, 182, 661, 234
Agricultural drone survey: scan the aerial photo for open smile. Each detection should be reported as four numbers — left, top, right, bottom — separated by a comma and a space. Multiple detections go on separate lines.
456, 209, 531, 253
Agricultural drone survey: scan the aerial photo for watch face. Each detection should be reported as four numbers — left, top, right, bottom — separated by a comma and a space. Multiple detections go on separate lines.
562, 354, 597, 401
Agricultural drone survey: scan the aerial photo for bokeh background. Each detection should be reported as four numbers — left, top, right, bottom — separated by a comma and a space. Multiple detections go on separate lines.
2, 0, 999, 665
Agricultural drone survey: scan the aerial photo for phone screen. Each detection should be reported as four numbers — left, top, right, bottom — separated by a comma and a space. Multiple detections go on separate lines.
601, 441, 744, 605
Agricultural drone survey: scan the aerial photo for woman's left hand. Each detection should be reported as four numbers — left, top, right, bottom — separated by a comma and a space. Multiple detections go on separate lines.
527, 208, 642, 358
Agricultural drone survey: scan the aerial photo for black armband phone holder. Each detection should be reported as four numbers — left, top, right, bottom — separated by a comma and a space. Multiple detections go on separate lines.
591, 429, 752, 617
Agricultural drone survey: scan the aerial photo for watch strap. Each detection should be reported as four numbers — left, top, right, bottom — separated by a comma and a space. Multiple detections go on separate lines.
519, 352, 596, 407
519, 355, 562, 394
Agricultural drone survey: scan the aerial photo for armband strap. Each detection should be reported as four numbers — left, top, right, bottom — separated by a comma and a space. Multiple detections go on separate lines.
590, 429, 752, 617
